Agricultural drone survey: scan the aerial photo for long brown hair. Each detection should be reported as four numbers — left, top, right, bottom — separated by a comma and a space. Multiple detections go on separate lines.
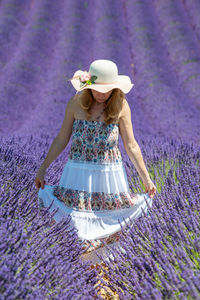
79, 88, 125, 124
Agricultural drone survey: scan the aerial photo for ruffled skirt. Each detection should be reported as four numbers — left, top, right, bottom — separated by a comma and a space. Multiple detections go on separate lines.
38, 159, 153, 264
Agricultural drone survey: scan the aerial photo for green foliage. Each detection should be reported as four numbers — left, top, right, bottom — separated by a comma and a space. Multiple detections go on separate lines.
84, 2, 88, 8
182, 58, 200, 65
129, 158, 180, 195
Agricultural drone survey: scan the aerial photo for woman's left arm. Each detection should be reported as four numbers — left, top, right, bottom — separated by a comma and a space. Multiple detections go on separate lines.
119, 100, 156, 198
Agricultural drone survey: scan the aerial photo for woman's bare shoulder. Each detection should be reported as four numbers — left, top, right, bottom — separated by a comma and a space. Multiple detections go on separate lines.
119, 98, 130, 119
66, 93, 81, 113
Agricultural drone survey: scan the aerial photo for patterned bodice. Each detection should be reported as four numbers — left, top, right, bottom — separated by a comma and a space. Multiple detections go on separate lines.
68, 119, 122, 164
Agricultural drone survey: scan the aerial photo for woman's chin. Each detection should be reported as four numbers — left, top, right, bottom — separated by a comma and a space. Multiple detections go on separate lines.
95, 99, 106, 103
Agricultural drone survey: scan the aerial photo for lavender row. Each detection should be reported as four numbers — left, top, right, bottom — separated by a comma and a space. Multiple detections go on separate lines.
181, 0, 200, 47
0, 0, 65, 136
122, 0, 200, 144
0, 144, 102, 299
0, 0, 30, 69
98, 143, 200, 299
0, 208, 101, 299
151, 0, 200, 110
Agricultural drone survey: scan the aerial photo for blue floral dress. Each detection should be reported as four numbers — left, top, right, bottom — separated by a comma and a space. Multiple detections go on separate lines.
38, 119, 152, 264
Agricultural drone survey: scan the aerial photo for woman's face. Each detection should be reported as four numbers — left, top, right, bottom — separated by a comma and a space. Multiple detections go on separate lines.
91, 89, 114, 103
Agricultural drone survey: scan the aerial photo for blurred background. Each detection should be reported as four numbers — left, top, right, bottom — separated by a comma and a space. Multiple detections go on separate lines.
0, 0, 199, 144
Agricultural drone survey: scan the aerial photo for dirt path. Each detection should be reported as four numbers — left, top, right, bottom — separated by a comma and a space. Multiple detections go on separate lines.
90, 263, 120, 299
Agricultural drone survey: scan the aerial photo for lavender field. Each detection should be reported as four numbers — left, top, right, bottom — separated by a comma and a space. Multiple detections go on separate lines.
0, 0, 200, 299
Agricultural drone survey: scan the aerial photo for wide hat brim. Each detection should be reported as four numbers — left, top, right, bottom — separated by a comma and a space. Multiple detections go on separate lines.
70, 70, 134, 94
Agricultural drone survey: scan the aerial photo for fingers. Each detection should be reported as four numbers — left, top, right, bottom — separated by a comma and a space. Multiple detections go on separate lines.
143, 181, 157, 198
35, 180, 45, 190
40, 181, 45, 189
149, 187, 156, 198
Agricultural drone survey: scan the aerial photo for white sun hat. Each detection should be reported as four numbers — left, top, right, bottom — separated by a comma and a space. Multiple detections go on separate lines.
69, 59, 134, 94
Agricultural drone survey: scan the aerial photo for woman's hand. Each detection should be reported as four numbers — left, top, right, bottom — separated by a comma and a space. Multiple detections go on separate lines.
143, 179, 157, 199
35, 168, 46, 190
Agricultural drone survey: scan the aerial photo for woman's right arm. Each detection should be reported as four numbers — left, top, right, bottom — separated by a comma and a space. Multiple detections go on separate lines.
36, 95, 76, 174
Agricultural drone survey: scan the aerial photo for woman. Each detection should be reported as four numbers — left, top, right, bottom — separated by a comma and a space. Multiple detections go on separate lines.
35, 59, 157, 264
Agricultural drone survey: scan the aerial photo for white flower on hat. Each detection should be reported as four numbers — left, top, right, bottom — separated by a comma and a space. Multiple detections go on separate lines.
79, 71, 91, 82
79, 71, 98, 88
